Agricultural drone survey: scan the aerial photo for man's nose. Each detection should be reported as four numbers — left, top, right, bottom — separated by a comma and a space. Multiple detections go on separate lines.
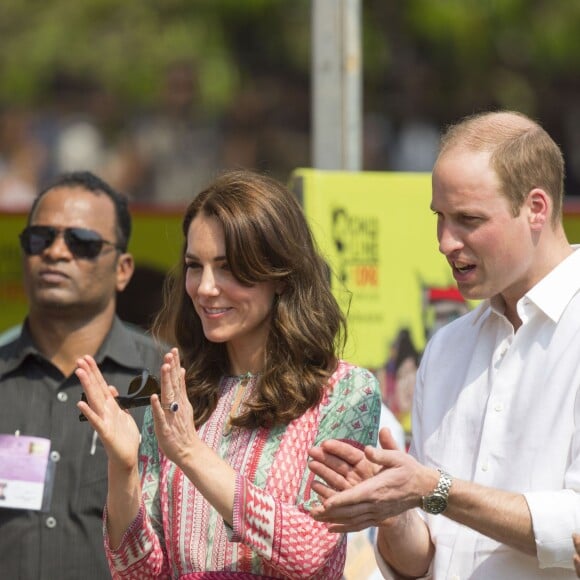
43, 231, 73, 259
438, 224, 463, 256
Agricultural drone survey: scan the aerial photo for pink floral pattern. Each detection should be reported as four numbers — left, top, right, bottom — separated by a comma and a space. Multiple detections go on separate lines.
104, 361, 380, 578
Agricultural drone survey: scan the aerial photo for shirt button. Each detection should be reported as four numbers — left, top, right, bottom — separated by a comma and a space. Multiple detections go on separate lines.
494, 403, 504, 412
50, 450, 61, 462
451, 575, 460, 580
481, 462, 489, 472
45, 516, 57, 528
57, 392, 68, 402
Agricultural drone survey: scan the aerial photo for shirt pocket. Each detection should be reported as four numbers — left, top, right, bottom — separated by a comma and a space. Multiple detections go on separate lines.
74, 430, 108, 514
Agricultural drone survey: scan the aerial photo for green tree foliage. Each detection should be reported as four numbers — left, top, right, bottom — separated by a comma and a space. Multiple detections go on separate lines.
0, 0, 310, 112
3, 0, 580, 116
2, 0, 580, 189
362, 0, 580, 119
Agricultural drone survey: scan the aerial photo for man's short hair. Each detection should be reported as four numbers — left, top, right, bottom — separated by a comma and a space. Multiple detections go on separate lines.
437, 111, 565, 224
29, 171, 132, 251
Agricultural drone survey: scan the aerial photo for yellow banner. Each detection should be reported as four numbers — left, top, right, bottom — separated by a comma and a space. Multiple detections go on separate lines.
294, 169, 580, 433
294, 168, 463, 368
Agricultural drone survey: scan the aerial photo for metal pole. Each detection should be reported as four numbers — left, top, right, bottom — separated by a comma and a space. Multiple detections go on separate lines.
312, 0, 362, 170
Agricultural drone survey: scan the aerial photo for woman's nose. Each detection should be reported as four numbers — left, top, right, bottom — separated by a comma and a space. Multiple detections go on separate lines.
197, 267, 219, 295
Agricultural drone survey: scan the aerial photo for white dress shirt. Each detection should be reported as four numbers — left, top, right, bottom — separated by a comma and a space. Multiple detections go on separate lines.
377, 247, 580, 579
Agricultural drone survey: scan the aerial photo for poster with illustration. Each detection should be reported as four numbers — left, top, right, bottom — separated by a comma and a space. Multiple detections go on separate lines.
294, 169, 472, 442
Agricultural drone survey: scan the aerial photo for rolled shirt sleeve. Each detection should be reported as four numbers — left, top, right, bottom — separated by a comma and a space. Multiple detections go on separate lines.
525, 489, 580, 569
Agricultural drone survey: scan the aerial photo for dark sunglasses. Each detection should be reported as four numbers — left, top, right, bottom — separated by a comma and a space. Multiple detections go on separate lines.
19, 225, 122, 260
78, 370, 160, 422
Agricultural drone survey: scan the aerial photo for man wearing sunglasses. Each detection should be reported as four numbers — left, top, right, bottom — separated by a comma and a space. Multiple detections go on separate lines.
0, 171, 164, 579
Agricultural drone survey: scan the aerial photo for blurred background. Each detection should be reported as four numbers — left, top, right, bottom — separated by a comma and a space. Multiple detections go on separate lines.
2, 0, 580, 208
2, 5, 580, 574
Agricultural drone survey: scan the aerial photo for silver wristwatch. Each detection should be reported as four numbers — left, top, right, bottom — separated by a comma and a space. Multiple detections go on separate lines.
421, 468, 452, 515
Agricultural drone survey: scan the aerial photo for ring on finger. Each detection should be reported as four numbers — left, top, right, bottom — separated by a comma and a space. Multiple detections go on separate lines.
161, 401, 179, 413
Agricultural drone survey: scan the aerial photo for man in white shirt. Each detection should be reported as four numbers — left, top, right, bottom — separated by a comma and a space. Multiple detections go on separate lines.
308, 110, 580, 578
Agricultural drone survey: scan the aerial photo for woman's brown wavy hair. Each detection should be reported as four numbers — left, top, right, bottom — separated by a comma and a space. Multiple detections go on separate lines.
152, 170, 347, 429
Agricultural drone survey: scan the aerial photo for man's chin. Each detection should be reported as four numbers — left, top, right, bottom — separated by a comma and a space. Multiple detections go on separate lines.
456, 283, 485, 301
33, 290, 74, 306
33, 293, 80, 312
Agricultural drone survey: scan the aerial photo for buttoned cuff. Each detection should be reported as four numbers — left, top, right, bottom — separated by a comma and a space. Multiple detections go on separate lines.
525, 489, 580, 569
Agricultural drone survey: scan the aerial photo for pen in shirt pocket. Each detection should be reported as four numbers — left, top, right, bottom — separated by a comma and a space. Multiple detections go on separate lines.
90, 430, 98, 455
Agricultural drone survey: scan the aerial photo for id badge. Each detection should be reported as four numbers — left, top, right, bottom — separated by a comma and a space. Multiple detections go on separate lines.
0, 434, 55, 511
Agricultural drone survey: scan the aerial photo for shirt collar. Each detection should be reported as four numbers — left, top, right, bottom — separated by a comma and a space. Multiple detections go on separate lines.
93, 317, 156, 371
471, 299, 493, 324
524, 245, 580, 323
0, 316, 155, 379
466, 245, 580, 326
0, 322, 39, 378
474, 245, 580, 326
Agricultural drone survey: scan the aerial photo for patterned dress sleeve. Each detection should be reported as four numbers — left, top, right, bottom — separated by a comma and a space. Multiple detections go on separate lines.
103, 410, 172, 579
230, 363, 381, 579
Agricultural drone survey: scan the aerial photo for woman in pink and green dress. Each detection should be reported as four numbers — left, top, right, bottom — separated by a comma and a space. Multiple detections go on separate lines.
77, 170, 381, 579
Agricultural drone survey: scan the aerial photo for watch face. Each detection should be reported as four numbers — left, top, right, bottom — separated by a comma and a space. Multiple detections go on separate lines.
424, 493, 447, 515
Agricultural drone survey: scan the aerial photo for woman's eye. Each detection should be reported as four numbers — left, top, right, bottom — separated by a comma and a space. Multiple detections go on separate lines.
185, 262, 201, 270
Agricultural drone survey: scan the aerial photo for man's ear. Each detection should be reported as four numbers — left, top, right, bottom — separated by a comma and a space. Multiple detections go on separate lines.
527, 188, 549, 230
115, 253, 135, 292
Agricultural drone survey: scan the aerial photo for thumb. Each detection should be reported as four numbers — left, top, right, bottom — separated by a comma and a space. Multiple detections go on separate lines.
378, 427, 400, 451
363, 431, 402, 471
